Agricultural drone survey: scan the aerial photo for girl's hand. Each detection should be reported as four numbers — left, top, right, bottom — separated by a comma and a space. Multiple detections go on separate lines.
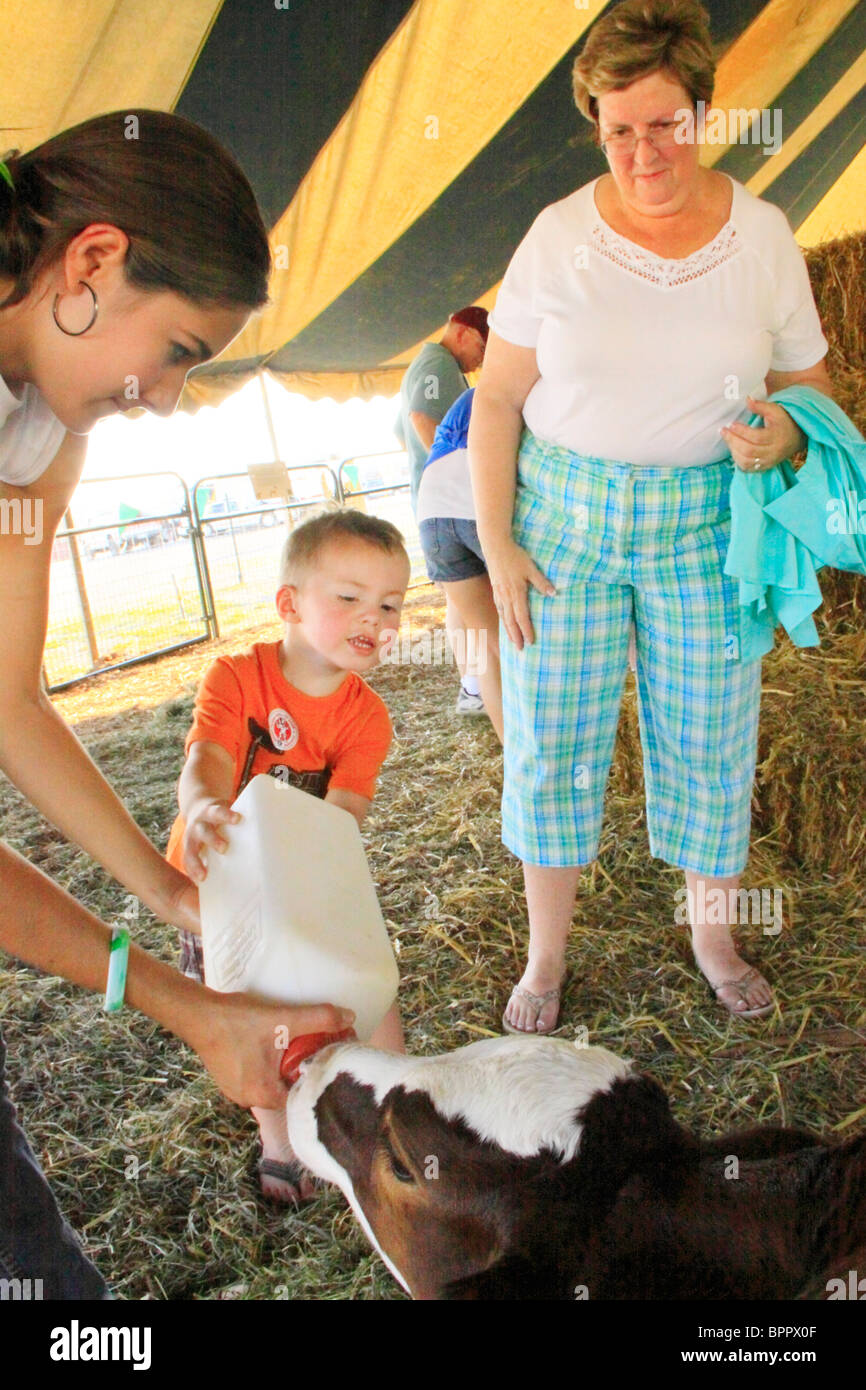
721, 396, 805, 472
193, 992, 357, 1109
486, 538, 555, 650
182, 799, 241, 884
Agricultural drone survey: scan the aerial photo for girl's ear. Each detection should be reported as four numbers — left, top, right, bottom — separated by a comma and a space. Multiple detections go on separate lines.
61, 224, 130, 291
276, 583, 301, 624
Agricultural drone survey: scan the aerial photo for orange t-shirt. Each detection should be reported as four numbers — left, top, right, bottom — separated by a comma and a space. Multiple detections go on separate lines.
165, 641, 391, 870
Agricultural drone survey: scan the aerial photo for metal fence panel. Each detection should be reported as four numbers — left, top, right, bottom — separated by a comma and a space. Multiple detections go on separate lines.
192, 465, 342, 634
46, 453, 433, 689
47, 473, 208, 690
337, 450, 429, 589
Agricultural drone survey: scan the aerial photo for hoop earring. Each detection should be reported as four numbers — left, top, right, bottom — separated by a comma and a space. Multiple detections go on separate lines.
52, 281, 99, 337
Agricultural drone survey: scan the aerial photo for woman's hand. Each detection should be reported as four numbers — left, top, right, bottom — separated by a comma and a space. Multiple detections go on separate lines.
486, 537, 555, 651
192, 991, 356, 1109
182, 798, 241, 884
721, 396, 805, 472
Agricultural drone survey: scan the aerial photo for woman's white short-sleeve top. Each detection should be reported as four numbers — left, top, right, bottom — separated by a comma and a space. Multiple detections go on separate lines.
0, 374, 66, 484
488, 176, 828, 467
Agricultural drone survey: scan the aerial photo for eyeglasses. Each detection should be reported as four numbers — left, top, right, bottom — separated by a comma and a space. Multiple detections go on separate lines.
599, 119, 686, 157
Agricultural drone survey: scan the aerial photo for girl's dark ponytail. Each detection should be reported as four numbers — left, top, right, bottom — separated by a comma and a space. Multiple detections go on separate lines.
0, 151, 41, 306
0, 111, 270, 312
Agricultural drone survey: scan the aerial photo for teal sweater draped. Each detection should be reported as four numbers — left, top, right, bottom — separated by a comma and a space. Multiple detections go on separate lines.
724, 385, 866, 662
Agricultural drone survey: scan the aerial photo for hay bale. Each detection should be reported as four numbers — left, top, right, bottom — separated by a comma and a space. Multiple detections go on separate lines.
805, 232, 866, 384
743, 231, 866, 875
754, 631, 866, 876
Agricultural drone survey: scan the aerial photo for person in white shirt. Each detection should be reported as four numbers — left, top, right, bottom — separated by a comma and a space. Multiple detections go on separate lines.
0, 110, 351, 1297
400, 306, 490, 716
417, 387, 503, 739
469, 0, 833, 1034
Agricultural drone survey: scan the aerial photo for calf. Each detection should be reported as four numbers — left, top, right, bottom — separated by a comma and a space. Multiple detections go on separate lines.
285, 1036, 866, 1300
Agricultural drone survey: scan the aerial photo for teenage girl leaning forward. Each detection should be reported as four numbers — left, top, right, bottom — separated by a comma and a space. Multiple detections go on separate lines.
0, 111, 352, 1298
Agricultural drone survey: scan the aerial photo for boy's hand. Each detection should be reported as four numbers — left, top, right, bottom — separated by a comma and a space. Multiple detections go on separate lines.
183, 799, 241, 884
325, 787, 370, 829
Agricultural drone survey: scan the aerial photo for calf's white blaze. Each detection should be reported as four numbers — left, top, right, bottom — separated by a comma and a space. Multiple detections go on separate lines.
397, 1038, 631, 1160
286, 1046, 413, 1294
287, 1038, 631, 1165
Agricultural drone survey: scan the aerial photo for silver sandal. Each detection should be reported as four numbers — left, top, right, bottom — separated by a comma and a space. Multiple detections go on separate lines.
709, 966, 774, 1019
502, 985, 561, 1035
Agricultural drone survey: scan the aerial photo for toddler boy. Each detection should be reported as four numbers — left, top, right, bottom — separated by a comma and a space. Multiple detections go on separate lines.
166, 508, 410, 1201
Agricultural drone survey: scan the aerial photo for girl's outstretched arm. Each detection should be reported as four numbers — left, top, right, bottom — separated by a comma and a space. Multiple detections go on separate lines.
0, 432, 197, 929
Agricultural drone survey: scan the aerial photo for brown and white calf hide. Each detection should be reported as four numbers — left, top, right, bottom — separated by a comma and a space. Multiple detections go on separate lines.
285, 1036, 866, 1301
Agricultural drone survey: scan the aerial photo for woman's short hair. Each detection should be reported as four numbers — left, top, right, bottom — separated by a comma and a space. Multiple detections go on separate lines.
572, 0, 715, 132
0, 110, 270, 310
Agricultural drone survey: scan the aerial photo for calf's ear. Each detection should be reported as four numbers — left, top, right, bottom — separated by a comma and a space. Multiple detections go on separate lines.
576, 1073, 694, 1185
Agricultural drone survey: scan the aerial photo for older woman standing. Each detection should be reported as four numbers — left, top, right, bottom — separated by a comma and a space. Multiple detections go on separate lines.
470, 0, 832, 1034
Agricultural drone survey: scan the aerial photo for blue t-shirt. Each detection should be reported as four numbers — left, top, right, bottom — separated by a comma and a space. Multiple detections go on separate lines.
425, 388, 475, 469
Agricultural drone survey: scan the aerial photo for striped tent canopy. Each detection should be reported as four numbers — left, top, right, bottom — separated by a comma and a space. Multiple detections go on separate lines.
3, 0, 864, 407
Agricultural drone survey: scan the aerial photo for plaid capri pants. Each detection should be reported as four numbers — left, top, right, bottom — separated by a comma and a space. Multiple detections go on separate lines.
501, 430, 763, 877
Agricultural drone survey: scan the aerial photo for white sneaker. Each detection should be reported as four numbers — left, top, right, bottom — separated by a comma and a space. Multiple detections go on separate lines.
456, 686, 486, 716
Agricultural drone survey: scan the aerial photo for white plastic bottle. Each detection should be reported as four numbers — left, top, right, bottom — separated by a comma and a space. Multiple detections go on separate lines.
199, 775, 399, 1041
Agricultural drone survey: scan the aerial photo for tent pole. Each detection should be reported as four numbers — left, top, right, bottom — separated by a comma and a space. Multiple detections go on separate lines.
257, 370, 298, 518
258, 371, 281, 465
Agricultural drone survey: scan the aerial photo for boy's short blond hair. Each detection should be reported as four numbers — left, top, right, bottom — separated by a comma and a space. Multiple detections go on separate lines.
279, 508, 409, 587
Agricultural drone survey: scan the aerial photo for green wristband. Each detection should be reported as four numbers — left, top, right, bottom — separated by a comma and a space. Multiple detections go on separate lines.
103, 925, 130, 1013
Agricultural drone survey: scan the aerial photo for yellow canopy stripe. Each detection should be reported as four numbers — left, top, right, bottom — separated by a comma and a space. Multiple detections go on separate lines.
1, 0, 223, 152
216, 0, 608, 370
796, 144, 866, 245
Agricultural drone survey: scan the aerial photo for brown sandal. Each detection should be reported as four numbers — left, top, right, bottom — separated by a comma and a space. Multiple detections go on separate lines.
257, 1155, 317, 1205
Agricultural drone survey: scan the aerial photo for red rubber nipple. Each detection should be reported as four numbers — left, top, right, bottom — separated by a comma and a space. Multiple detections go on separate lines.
280, 1028, 356, 1086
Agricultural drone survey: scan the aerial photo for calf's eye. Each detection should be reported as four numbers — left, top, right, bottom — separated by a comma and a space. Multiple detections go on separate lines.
390, 1155, 414, 1183
382, 1140, 414, 1184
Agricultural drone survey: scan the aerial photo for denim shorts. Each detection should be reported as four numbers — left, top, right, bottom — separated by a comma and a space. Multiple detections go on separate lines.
419, 517, 488, 583
0, 1029, 109, 1298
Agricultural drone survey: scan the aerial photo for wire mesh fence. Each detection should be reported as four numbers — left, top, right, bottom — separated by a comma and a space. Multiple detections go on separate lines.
45, 452, 431, 690
47, 474, 208, 690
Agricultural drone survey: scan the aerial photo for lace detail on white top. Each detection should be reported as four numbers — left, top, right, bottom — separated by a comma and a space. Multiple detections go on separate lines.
590, 219, 741, 289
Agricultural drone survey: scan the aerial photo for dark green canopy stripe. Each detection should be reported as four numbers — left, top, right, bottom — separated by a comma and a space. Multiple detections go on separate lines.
176, 0, 417, 229
761, 95, 866, 231
182, 0, 863, 380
